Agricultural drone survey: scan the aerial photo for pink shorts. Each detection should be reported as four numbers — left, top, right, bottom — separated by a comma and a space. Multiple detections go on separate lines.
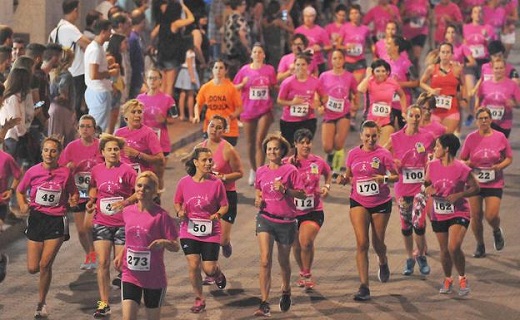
431, 112, 460, 123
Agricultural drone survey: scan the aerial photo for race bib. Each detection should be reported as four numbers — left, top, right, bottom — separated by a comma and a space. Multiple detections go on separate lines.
35, 187, 61, 207
294, 196, 315, 210
74, 172, 91, 191
483, 74, 492, 81
187, 218, 213, 237
126, 249, 151, 271
100, 196, 124, 215
435, 95, 452, 110
249, 86, 269, 100
290, 104, 309, 117
410, 17, 426, 28
357, 179, 380, 196
475, 168, 496, 183
433, 198, 454, 215
486, 105, 505, 120
469, 45, 485, 59
371, 102, 391, 117
402, 167, 425, 184
152, 127, 161, 139
346, 44, 363, 56
132, 163, 141, 174
326, 97, 345, 113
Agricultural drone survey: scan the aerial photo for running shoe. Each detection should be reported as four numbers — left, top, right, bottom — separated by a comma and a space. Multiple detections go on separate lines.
222, 243, 233, 258
80, 253, 90, 270
93, 301, 110, 318
248, 169, 256, 186
402, 258, 415, 276
353, 285, 371, 301
439, 277, 453, 294
0, 253, 8, 283
111, 272, 122, 288
416, 255, 431, 275
202, 276, 215, 285
88, 251, 98, 270
34, 303, 49, 318
473, 244, 486, 258
458, 276, 470, 296
215, 270, 227, 289
304, 276, 315, 290
493, 227, 505, 251
254, 301, 271, 317
296, 273, 306, 287
190, 297, 206, 313
279, 291, 291, 312
378, 263, 390, 283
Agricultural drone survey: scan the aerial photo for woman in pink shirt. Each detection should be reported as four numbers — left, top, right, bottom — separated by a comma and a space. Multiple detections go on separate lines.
444, 24, 475, 66
196, 115, 243, 278
325, 4, 347, 51
86, 134, 137, 318
424, 133, 479, 296
254, 133, 305, 316
363, 0, 401, 44
277, 34, 318, 83
373, 20, 402, 61
460, 108, 512, 258
387, 105, 435, 277
318, 49, 359, 170
59, 115, 103, 270
16, 137, 79, 318
475, 58, 520, 138
277, 52, 324, 147
284, 129, 332, 291
234, 43, 276, 185
400, 0, 429, 67
417, 92, 447, 139
293, 6, 331, 74
357, 59, 406, 146
338, 120, 398, 301
174, 147, 229, 313
114, 171, 180, 320
433, 0, 463, 45
115, 99, 165, 194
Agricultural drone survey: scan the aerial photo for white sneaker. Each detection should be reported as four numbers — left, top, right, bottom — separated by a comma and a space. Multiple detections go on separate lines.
34, 303, 49, 318
248, 169, 256, 186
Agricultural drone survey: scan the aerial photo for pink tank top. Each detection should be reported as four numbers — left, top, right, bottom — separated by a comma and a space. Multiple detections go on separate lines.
202, 140, 235, 191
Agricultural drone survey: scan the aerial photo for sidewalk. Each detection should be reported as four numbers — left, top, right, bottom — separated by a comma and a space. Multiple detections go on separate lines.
0, 120, 202, 249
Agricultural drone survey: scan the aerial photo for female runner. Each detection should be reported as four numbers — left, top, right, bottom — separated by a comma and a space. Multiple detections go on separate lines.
416, 92, 447, 139
339, 4, 370, 84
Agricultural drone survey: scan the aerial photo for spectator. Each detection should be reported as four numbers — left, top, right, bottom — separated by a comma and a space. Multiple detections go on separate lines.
223, 0, 251, 79
96, 0, 117, 19
106, 33, 128, 134
0, 25, 13, 46
84, 19, 119, 133
49, 0, 92, 121
84, 10, 103, 40
11, 37, 25, 63
0, 46, 12, 83
208, 0, 225, 61
128, 9, 146, 99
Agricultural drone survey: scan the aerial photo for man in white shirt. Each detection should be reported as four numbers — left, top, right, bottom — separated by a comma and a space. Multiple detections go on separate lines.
96, 0, 117, 19
49, 0, 91, 120
84, 19, 119, 132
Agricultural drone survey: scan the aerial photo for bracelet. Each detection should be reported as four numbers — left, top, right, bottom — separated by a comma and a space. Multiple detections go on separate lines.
324, 184, 331, 190
383, 175, 389, 184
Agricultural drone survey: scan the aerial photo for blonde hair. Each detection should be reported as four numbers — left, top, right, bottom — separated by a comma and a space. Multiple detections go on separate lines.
99, 133, 125, 151
56, 48, 74, 74
136, 171, 159, 195
121, 99, 144, 116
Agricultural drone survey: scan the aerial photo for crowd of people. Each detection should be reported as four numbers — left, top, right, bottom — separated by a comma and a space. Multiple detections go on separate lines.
0, 0, 518, 318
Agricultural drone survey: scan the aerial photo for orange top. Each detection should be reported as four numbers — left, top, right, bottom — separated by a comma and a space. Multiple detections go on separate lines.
197, 78, 242, 137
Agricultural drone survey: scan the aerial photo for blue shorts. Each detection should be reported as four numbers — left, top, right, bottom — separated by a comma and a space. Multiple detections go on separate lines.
85, 88, 112, 132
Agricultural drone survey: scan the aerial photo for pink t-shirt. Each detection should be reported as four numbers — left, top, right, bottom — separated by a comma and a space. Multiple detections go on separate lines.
233, 64, 277, 121
277, 53, 318, 76
386, 55, 413, 110
318, 70, 357, 121
477, 77, 520, 129
282, 154, 330, 215
340, 23, 371, 63
463, 23, 495, 59
374, 39, 408, 61
391, 128, 435, 198
421, 121, 446, 139
325, 22, 345, 46
480, 62, 518, 81
17, 164, 77, 216
122, 203, 178, 289
483, 5, 507, 36
452, 43, 472, 64
346, 145, 395, 208
0, 151, 21, 204
59, 139, 103, 201
426, 159, 472, 221
363, 4, 401, 40
402, 0, 429, 40
136, 92, 175, 153
201, 139, 235, 191
278, 75, 322, 122
366, 77, 401, 126
460, 130, 512, 188
174, 175, 228, 243
115, 125, 163, 173
91, 162, 137, 227
255, 163, 300, 222
294, 25, 331, 65
434, 3, 463, 43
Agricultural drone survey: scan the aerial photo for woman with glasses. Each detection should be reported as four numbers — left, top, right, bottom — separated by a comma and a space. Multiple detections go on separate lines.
277, 33, 318, 83
460, 108, 512, 258
59, 115, 103, 270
